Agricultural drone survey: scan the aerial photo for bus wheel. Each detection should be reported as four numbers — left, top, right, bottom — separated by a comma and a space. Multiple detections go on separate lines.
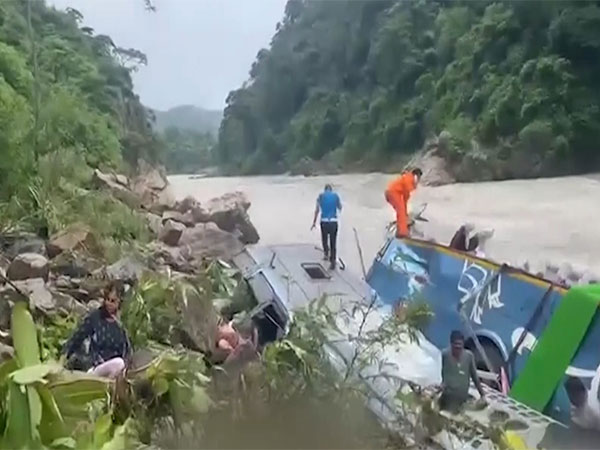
469, 340, 504, 391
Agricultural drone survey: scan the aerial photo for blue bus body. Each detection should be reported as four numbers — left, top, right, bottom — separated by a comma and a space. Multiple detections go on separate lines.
365, 237, 600, 424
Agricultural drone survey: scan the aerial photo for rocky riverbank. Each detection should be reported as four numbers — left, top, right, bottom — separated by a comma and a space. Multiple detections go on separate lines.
0, 164, 532, 449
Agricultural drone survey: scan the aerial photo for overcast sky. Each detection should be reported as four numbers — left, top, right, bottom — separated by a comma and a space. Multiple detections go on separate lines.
49, 0, 286, 111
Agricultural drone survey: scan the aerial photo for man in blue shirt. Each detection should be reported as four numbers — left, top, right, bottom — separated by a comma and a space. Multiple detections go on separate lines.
311, 184, 342, 269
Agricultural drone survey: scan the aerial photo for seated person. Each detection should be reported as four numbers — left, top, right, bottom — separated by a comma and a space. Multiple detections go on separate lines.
62, 280, 132, 379
449, 223, 478, 252
565, 376, 600, 431
214, 319, 257, 364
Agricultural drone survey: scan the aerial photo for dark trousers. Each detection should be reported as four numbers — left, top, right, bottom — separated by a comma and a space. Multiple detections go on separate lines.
320, 221, 338, 263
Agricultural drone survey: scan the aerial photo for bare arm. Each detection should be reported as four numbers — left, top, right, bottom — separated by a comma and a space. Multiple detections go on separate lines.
311, 196, 320, 228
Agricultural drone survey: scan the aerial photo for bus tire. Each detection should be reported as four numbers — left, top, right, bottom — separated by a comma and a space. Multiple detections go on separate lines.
468, 340, 504, 390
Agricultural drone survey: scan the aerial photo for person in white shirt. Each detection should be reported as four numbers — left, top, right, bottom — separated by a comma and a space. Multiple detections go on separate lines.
565, 375, 600, 431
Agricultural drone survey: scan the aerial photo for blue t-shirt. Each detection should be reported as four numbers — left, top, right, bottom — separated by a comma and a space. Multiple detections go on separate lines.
318, 191, 341, 222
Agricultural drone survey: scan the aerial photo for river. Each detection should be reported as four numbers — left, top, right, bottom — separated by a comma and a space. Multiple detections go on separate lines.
170, 173, 600, 276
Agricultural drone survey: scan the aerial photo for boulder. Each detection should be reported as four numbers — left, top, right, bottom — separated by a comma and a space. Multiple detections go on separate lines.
205, 192, 259, 244
0, 343, 13, 362
87, 299, 102, 311
4, 278, 56, 313
51, 290, 88, 317
147, 242, 193, 273
0, 292, 11, 330
49, 251, 102, 278
0, 253, 9, 280
114, 174, 130, 187
145, 213, 163, 235
47, 224, 98, 259
162, 211, 195, 228
7, 253, 49, 281
405, 148, 455, 187
190, 205, 210, 223
175, 195, 199, 214
176, 282, 220, 354
159, 220, 185, 246
7, 236, 47, 258
99, 257, 146, 284
179, 223, 244, 260
132, 164, 175, 214
93, 169, 140, 208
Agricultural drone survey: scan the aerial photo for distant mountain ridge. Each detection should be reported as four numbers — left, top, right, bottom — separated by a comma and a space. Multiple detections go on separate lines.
152, 105, 222, 136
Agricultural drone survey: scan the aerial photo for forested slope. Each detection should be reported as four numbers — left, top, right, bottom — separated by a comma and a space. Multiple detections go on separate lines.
0, 0, 160, 231
153, 105, 222, 136
218, 0, 600, 180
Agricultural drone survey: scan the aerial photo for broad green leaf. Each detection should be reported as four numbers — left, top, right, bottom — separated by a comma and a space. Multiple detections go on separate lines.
38, 384, 66, 444
12, 301, 41, 367
93, 413, 113, 447
49, 375, 110, 418
49, 437, 76, 449
0, 358, 18, 385
190, 386, 212, 414
100, 418, 137, 450
152, 375, 169, 396
11, 362, 61, 385
5, 381, 33, 449
27, 386, 42, 443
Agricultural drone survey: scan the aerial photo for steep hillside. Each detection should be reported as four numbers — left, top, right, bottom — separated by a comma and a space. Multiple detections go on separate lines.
0, 0, 161, 231
153, 104, 222, 136
218, 0, 600, 180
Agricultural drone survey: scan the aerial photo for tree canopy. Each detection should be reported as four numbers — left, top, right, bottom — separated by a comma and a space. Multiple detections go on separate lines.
0, 0, 162, 227
217, 0, 600, 179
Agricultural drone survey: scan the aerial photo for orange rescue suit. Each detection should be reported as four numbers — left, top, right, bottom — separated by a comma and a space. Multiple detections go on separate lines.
385, 172, 416, 236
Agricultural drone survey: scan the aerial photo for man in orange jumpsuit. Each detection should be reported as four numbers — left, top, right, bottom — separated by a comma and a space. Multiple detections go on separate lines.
385, 168, 422, 237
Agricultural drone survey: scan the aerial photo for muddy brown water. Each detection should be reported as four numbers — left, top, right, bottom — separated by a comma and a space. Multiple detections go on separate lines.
170, 173, 600, 276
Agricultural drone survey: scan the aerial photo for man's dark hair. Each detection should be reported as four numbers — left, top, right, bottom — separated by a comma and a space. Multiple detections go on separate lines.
412, 168, 423, 177
324, 184, 332, 191
565, 376, 586, 396
103, 280, 124, 300
450, 330, 464, 343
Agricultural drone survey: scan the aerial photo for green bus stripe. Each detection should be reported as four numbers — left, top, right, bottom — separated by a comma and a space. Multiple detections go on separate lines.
509, 284, 600, 411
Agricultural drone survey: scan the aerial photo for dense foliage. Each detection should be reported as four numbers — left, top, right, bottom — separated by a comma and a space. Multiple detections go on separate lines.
218, 0, 600, 179
0, 0, 161, 232
161, 126, 216, 174
153, 105, 222, 137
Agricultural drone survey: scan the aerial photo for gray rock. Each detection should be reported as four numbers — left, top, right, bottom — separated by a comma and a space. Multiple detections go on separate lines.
176, 281, 219, 354
51, 290, 88, 317
159, 219, 185, 246
7, 253, 49, 281
0, 343, 13, 362
102, 257, 146, 283
147, 241, 193, 273
49, 251, 101, 278
179, 223, 244, 260
114, 174, 129, 187
47, 223, 98, 259
9, 278, 55, 313
205, 192, 259, 244
93, 169, 141, 209
87, 299, 102, 311
175, 195, 199, 214
7, 236, 47, 258
145, 213, 162, 235
162, 211, 195, 228
190, 205, 210, 223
